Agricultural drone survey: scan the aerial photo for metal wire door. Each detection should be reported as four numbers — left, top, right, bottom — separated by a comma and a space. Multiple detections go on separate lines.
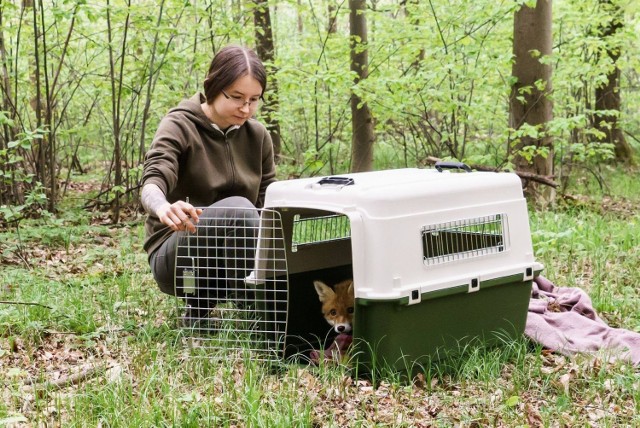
174, 207, 288, 362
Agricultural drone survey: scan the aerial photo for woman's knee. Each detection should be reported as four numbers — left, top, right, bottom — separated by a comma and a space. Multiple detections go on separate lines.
213, 196, 255, 210
202, 197, 259, 223
149, 237, 179, 296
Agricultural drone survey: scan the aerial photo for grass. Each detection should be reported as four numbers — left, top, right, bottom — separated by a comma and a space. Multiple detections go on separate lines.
1, 165, 639, 426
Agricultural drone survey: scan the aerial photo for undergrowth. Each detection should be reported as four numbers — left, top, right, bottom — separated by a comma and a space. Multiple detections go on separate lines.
1, 165, 639, 427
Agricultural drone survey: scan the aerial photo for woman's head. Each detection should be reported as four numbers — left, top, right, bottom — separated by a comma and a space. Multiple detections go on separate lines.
203, 45, 267, 104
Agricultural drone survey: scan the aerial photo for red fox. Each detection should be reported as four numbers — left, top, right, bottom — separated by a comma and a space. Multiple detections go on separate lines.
313, 279, 355, 334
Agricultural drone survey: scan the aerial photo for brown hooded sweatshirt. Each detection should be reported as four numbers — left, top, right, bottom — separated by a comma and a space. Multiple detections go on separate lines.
142, 93, 276, 257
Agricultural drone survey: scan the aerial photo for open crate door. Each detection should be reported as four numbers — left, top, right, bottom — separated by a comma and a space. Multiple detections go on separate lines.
174, 207, 289, 362
276, 208, 354, 359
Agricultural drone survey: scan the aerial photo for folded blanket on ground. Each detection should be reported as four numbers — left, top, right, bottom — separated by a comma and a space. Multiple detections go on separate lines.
526, 276, 640, 366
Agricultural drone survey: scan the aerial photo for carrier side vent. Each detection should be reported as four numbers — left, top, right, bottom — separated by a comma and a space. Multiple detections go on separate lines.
291, 213, 351, 252
421, 214, 509, 266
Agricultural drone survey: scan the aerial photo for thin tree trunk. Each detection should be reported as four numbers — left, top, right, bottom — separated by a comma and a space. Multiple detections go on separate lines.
403, 0, 425, 68
593, 0, 633, 163
253, 0, 282, 159
349, 0, 374, 172
37, 0, 56, 212
510, 0, 555, 207
107, 0, 130, 223
139, 0, 165, 165
31, 1, 45, 194
328, 3, 337, 34
0, 6, 16, 205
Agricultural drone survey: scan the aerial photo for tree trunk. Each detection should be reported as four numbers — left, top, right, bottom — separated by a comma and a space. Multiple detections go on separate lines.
0, 7, 19, 206
106, 0, 130, 223
509, 0, 555, 207
349, 0, 374, 172
30, 1, 46, 197
328, 3, 337, 34
403, 0, 425, 68
37, 0, 56, 212
593, 0, 633, 163
253, 0, 282, 160
139, 0, 165, 166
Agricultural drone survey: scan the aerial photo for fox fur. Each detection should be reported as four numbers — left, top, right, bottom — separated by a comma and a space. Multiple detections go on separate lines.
313, 279, 355, 334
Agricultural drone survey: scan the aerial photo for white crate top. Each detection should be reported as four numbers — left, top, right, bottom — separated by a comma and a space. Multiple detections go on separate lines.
263, 167, 542, 302
264, 168, 523, 216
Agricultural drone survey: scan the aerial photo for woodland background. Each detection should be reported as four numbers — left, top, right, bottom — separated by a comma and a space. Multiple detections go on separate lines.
0, 0, 638, 223
1, 1, 640, 426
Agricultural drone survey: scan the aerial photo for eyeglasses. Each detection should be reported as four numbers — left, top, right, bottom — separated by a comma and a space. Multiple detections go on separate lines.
221, 89, 262, 108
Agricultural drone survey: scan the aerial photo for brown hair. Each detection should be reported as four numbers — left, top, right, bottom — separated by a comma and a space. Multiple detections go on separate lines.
203, 45, 267, 104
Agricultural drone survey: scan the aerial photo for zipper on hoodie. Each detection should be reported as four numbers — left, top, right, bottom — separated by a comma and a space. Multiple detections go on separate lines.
210, 122, 239, 192
223, 128, 236, 191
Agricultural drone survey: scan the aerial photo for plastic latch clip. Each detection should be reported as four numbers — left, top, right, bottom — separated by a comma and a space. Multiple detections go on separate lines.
523, 266, 534, 281
469, 278, 480, 293
409, 289, 421, 305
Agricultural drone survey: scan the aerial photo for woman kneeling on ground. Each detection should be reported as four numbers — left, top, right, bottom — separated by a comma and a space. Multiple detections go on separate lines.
140, 45, 276, 326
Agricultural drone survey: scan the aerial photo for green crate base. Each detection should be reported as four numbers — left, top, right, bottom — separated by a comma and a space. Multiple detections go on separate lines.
353, 277, 532, 375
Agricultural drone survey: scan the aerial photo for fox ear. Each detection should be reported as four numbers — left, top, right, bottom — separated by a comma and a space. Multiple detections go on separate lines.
347, 281, 354, 297
313, 280, 334, 302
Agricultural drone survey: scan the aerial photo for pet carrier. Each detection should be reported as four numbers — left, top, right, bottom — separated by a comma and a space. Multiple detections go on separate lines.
174, 163, 543, 373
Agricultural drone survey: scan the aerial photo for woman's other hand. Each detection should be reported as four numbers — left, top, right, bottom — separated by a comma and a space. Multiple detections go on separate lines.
156, 201, 203, 233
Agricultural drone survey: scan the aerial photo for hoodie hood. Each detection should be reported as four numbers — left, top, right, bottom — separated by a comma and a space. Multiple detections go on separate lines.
141, 92, 276, 256
168, 93, 221, 135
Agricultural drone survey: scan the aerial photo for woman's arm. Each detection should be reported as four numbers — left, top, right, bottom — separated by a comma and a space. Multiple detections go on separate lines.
141, 183, 201, 232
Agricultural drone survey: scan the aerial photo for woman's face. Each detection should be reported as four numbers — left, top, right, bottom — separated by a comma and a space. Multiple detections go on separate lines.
209, 74, 263, 129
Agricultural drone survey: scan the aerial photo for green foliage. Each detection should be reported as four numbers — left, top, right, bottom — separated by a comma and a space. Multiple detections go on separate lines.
0, 0, 637, 214
1, 160, 640, 426
0, 126, 50, 223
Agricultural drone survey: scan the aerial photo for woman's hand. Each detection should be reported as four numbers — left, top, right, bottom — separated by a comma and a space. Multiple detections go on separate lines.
156, 200, 203, 233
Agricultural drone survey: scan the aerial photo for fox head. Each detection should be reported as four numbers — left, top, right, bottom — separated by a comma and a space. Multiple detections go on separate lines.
313, 279, 355, 334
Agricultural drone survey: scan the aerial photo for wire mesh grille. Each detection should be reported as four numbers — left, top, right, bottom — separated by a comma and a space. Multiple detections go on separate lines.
421, 214, 508, 266
291, 213, 351, 252
174, 207, 288, 361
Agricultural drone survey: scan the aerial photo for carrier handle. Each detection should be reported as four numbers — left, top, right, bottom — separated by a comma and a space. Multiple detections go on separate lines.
435, 161, 472, 173
317, 176, 355, 186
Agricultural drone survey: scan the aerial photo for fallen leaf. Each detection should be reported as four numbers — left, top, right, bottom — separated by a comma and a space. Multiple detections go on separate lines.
525, 403, 544, 427
558, 372, 572, 395
505, 395, 519, 407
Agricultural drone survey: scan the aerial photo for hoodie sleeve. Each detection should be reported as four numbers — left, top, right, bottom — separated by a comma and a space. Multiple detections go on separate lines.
257, 130, 277, 208
142, 114, 190, 196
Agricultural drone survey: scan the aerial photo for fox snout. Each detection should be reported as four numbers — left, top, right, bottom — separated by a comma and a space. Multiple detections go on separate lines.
334, 322, 351, 334
313, 279, 355, 334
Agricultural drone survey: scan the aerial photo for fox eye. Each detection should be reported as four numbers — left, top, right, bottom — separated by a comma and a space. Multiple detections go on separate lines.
329, 309, 337, 316
348, 307, 354, 314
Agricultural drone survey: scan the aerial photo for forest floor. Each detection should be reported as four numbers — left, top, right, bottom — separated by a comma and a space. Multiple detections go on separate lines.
1, 167, 639, 427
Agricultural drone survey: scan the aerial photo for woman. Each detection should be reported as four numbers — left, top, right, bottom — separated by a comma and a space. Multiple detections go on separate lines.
141, 45, 276, 326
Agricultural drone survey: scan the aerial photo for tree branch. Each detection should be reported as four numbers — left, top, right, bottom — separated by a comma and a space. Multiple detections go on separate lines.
0, 300, 53, 309
425, 156, 558, 188
23, 364, 112, 393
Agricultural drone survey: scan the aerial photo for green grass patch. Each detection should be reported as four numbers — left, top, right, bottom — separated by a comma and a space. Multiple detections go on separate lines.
1, 166, 639, 426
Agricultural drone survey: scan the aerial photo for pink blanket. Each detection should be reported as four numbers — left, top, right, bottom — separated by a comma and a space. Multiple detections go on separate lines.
526, 276, 640, 366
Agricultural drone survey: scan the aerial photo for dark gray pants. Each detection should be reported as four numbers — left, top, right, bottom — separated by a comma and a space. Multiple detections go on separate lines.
149, 197, 259, 308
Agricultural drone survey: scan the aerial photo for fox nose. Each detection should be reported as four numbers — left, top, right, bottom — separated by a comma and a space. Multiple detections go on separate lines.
335, 324, 351, 334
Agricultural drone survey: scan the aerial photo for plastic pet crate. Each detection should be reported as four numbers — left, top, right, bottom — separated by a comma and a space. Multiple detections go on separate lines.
174, 164, 543, 372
